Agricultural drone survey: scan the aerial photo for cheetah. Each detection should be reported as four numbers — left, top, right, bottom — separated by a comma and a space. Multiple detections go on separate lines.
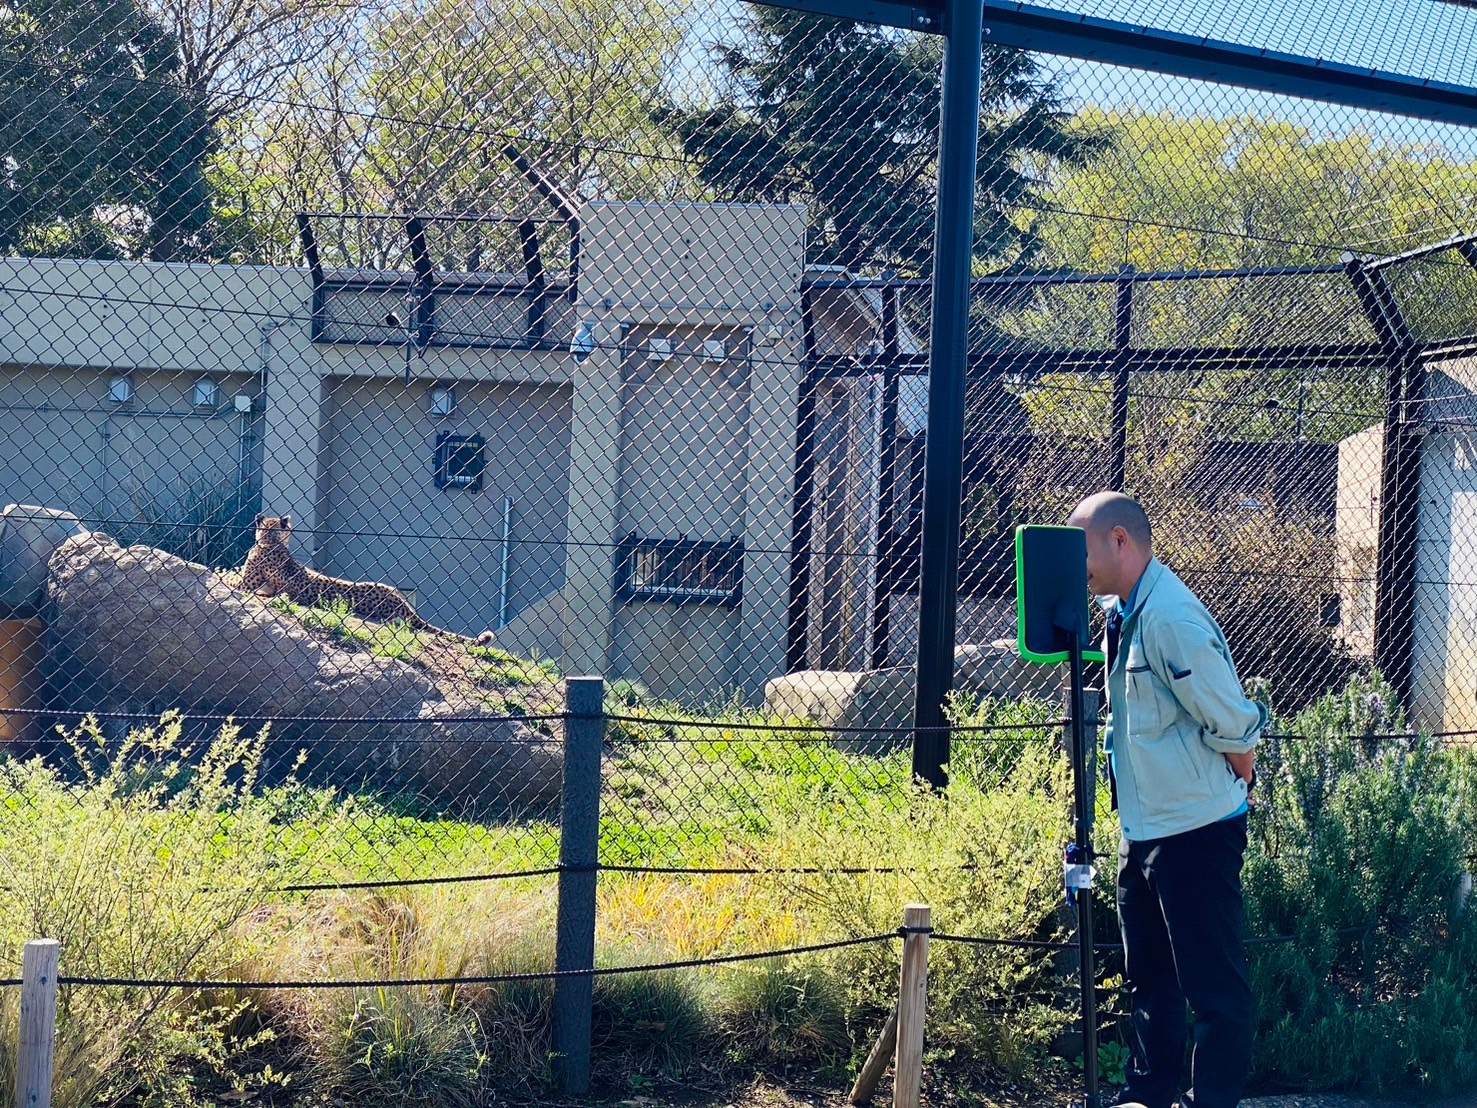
240, 515, 493, 643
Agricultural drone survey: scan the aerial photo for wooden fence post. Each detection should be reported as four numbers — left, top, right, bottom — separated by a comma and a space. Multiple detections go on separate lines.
894, 904, 931, 1108
553, 676, 604, 1094
848, 1005, 899, 1104
15, 938, 60, 1108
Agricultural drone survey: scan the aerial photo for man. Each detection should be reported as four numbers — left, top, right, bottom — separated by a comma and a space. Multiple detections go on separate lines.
1065, 491, 1264, 1108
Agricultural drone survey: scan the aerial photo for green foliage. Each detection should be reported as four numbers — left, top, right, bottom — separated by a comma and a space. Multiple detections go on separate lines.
662, 8, 1107, 275
592, 965, 710, 1079
0, 0, 213, 258
945, 691, 1066, 788
298, 599, 425, 663
1077, 1040, 1131, 1086
1245, 674, 1477, 1096
115, 474, 260, 571
717, 961, 849, 1065
468, 644, 560, 687
0, 715, 324, 1107
310, 986, 484, 1107
759, 744, 1105, 1077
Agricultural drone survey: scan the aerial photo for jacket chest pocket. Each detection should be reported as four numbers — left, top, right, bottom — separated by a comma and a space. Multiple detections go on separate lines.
1125, 639, 1173, 734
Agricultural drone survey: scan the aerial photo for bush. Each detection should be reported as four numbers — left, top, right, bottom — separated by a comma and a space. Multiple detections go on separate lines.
1245, 674, 1477, 1096
592, 963, 710, 1081
0, 715, 325, 1107
752, 743, 1108, 1077
717, 961, 849, 1065
115, 474, 260, 570
308, 986, 484, 1108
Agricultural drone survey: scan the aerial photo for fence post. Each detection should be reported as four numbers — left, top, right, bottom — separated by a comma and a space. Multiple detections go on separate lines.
15, 938, 60, 1108
553, 676, 603, 1094
894, 904, 931, 1108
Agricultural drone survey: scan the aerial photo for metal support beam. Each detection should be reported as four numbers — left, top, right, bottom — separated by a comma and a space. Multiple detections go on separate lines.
404, 216, 436, 351
755, 0, 941, 33
296, 213, 326, 341
789, 298, 823, 672
1110, 265, 1134, 491
913, 0, 983, 790
980, 0, 1477, 127
518, 219, 548, 341
1345, 254, 1421, 709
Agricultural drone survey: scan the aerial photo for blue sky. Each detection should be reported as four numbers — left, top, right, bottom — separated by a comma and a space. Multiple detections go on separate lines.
675, 0, 1477, 158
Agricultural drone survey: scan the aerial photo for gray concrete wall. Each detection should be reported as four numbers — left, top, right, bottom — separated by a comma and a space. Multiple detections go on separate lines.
0, 364, 255, 545
0, 204, 813, 704
315, 377, 572, 638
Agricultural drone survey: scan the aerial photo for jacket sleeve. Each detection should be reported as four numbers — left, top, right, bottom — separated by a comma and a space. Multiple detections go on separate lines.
1146, 617, 1266, 754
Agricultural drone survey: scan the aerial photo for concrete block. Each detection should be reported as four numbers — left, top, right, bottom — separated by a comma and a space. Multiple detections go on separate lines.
764, 641, 1065, 754
0, 504, 84, 610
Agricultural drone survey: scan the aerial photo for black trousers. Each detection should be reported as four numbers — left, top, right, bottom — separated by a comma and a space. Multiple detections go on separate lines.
1116, 813, 1254, 1108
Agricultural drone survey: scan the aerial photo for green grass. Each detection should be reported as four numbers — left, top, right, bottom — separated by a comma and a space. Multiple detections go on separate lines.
3, 676, 1476, 1104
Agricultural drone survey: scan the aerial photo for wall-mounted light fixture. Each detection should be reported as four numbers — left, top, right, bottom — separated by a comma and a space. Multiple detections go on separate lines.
571, 320, 597, 363
429, 383, 456, 417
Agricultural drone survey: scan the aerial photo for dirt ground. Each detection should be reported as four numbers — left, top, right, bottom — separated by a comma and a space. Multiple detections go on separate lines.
532, 1071, 1477, 1108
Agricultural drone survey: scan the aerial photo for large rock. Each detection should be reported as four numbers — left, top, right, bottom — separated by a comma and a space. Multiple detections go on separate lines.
765, 641, 1063, 754
45, 533, 560, 812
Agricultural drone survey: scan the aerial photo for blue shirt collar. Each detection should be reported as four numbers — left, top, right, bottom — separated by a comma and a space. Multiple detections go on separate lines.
1115, 560, 1153, 619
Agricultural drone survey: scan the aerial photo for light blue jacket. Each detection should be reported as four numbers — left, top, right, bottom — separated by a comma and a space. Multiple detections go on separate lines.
1105, 559, 1266, 841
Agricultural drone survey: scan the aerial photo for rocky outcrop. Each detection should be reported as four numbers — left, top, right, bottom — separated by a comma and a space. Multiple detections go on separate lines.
45, 532, 561, 813
764, 642, 1064, 753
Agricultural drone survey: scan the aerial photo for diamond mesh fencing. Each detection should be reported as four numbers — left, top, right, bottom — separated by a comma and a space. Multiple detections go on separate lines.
3, 0, 1477, 1096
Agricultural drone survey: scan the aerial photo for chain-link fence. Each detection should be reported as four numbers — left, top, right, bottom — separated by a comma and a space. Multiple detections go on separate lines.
4, 0, 1477, 1100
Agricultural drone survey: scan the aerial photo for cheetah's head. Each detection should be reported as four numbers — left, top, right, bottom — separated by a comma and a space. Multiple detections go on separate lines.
254, 514, 292, 548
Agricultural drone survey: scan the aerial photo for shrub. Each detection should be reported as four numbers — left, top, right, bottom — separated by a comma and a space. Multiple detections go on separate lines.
1245, 674, 1477, 1096
752, 744, 1109, 1077
309, 986, 484, 1108
717, 961, 849, 1065
592, 963, 710, 1081
115, 473, 260, 570
0, 715, 324, 1107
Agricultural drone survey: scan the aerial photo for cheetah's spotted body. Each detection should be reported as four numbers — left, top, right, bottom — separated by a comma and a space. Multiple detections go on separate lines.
240, 515, 492, 643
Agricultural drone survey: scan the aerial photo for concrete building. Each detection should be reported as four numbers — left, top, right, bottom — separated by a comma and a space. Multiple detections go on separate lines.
0, 203, 816, 704
1337, 353, 1477, 734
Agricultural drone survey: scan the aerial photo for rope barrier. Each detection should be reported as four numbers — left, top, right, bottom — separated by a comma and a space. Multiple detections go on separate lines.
29, 924, 1403, 992
54, 933, 898, 990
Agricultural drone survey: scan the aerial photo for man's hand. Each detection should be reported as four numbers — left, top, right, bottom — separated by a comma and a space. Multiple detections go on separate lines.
1225, 751, 1255, 786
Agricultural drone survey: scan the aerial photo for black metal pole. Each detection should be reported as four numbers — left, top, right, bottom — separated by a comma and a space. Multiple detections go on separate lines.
787, 383, 817, 672
1344, 254, 1420, 708
913, 0, 983, 789
1110, 265, 1134, 491
873, 360, 901, 668
1068, 633, 1100, 1108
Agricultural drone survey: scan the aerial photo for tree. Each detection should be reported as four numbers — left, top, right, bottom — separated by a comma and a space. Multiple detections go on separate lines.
211, 0, 701, 266
659, 7, 1106, 275
1000, 109, 1477, 450
0, 0, 212, 259
361, 0, 698, 219
140, 0, 352, 124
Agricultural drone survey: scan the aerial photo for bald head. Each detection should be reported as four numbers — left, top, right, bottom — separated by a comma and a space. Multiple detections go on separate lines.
1067, 491, 1153, 598
1068, 491, 1152, 546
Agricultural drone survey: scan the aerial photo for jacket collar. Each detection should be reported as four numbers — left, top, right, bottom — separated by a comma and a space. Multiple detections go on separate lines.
1127, 558, 1167, 614
1112, 558, 1166, 665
